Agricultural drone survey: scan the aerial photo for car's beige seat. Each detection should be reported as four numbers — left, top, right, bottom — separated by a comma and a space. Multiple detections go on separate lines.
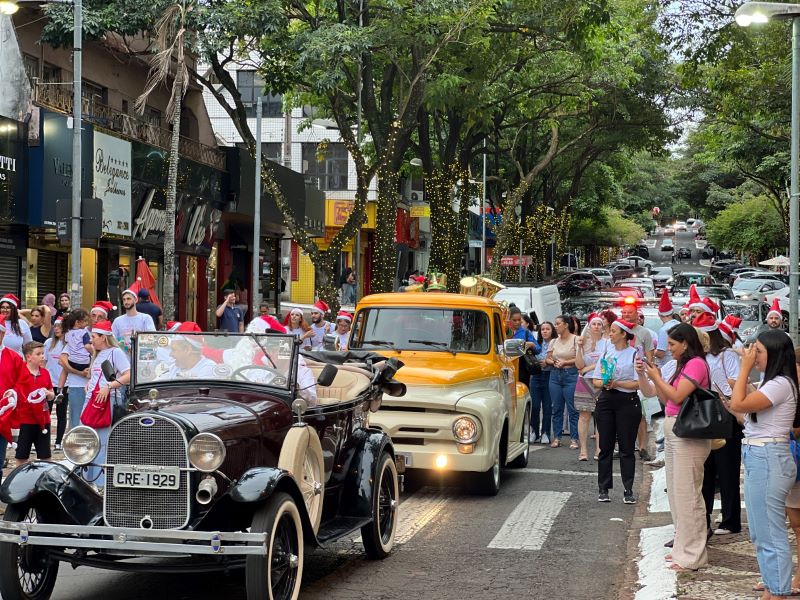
307, 364, 372, 405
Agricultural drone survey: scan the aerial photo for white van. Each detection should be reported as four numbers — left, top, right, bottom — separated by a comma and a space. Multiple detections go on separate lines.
494, 285, 562, 324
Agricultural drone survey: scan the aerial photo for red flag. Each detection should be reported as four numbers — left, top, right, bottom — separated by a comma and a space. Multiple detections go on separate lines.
136, 257, 161, 307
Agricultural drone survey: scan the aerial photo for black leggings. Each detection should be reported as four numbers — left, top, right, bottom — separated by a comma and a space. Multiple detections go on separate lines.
47, 387, 67, 445
702, 428, 743, 532
596, 389, 641, 492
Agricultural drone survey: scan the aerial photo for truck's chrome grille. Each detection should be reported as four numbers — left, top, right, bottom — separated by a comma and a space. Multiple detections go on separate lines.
104, 414, 190, 529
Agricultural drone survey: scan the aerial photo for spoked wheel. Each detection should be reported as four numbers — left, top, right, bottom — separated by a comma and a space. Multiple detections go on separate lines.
509, 404, 531, 468
361, 452, 399, 559
246, 492, 304, 600
0, 503, 60, 600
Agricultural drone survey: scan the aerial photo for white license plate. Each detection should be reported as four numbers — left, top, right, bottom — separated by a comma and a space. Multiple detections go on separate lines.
396, 452, 413, 469
113, 465, 180, 490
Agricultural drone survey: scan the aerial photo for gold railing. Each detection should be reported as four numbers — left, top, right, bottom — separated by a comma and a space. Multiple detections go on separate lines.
34, 83, 226, 171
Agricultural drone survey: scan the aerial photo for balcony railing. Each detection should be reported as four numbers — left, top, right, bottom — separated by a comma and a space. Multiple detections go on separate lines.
34, 83, 226, 171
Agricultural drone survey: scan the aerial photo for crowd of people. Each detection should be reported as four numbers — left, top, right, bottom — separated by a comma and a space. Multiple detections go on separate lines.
512, 284, 800, 598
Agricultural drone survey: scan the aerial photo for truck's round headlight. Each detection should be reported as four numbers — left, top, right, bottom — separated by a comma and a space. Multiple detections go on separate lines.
452, 416, 480, 444
188, 433, 226, 472
62, 427, 100, 466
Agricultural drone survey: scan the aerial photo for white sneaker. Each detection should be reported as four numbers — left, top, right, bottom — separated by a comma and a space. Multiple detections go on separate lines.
713, 528, 735, 535
528, 431, 538, 443
540, 434, 550, 445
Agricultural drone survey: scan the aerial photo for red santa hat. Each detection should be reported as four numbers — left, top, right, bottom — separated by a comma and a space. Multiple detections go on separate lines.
718, 321, 735, 344
658, 288, 673, 317
282, 307, 305, 326
613, 318, 636, 334
247, 315, 287, 334
310, 299, 329, 315
121, 280, 141, 300
723, 314, 742, 332
336, 310, 353, 323
768, 297, 783, 319
587, 312, 604, 326
0, 294, 19, 308
166, 321, 201, 333
53, 316, 63, 326
687, 285, 704, 311
91, 301, 115, 316
692, 312, 718, 332
91, 320, 114, 336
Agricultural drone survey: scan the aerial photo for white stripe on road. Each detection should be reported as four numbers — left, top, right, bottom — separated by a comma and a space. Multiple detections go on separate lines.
487, 490, 571, 551
521, 467, 619, 477
635, 524, 677, 600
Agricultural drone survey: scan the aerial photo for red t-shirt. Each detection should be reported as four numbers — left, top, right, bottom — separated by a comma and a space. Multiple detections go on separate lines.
15, 366, 53, 428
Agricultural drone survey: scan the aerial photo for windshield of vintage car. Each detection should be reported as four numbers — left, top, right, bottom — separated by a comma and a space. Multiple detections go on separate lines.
351, 308, 491, 353
134, 332, 296, 388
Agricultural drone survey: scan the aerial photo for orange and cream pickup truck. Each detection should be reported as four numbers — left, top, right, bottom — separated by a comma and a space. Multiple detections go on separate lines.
346, 292, 532, 495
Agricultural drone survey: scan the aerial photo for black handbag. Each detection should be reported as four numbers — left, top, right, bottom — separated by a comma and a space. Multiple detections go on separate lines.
523, 349, 542, 374
672, 367, 734, 439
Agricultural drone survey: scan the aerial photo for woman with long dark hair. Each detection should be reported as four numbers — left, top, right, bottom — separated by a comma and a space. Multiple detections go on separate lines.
0, 294, 32, 356
638, 323, 711, 571
530, 322, 554, 444
730, 330, 799, 599
546, 315, 580, 449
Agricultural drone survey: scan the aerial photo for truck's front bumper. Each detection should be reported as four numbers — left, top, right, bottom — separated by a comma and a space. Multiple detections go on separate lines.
0, 520, 267, 556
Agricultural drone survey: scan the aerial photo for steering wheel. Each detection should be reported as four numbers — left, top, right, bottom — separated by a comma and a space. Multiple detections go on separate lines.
231, 364, 287, 386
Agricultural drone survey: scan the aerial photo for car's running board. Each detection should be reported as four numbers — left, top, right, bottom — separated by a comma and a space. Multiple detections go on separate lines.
316, 517, 371, 545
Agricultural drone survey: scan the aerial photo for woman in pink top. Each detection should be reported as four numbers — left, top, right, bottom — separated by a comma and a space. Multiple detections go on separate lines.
637, 323, 711, 571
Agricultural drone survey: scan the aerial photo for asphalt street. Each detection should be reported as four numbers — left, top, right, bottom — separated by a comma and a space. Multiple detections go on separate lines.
644, 228, 707, 272
17, 443, 642, 600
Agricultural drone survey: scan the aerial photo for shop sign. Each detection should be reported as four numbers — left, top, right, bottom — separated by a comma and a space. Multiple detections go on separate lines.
0, 117, 26, 225
410, 205, 429, 218
93, 131, 132, 237
325, 199, 376, 229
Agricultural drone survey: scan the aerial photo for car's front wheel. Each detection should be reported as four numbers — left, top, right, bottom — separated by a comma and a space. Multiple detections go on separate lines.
0, 503, 60, 600
472, 441, 502, 496
246, 492, 304, 600
361, 451, 399, 559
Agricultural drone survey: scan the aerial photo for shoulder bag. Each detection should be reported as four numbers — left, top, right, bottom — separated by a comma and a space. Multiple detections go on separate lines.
522, 331, 542, 374
672, 362, 734, 440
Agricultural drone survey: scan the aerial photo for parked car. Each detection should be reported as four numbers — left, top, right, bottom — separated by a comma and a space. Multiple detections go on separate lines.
615, 277, 656, 298
732, 277, 787, 301
620, 255, 654, 270
676, 247, 692, 259
607, 263, 637, 280
664, 226, 675, 236
676, 221, 687, 232
661, 239, 675, 252
732, 271, 786, 284
0, 331, 408, 600
709, 260, 745, 280
650, 266, 674, 288
633, 245, 650, 259
670, 272, 717, 295
556, 271, 603, 297
693, 284, 734, 301
728, 267, 769, 284
351, 293, 532, 496
605, 286, 645, 299
575, 268, 613, 287
721, 299, 771, 342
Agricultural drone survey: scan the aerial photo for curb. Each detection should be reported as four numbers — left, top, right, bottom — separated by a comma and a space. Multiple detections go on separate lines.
619, 457, 658, 600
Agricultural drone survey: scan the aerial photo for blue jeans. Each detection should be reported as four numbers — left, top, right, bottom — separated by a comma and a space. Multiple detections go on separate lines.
549, 367, 579, 440
529, 371, 552, 438
68, 386, 87, 429
743, 442, 796, 596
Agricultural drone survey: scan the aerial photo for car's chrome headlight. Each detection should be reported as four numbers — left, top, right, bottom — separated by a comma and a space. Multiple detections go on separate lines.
63, 426, 100, 466
188, 433, 226, 472
452, 416, 481, 444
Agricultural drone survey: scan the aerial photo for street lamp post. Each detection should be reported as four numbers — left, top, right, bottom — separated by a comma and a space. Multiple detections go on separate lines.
2, 0, 82, 307
736, 1, 800, 344
481, 137, 487, 275
252, 96, 264, 319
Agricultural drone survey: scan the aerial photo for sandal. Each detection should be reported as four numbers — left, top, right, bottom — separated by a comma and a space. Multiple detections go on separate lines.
753, 582, 765, 592
578, 455, 588, 461
669, 564, 698, 572
550, 440, 561, 448
569, 441, 579, 450
593, 454, 600, 461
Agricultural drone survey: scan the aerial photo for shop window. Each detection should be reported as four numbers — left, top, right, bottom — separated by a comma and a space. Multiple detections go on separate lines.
236, 71, 282, 118
301, 142, 348, 191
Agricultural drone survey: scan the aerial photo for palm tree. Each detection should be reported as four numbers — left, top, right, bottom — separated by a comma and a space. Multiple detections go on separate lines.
135, 0, 191, 322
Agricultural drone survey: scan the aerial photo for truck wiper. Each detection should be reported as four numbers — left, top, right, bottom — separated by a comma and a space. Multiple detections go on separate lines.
362, 339, 400, 353
408, 340, 456, 356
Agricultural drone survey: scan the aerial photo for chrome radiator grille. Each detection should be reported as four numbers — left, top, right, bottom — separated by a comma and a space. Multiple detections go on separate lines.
104, 414, 190, 529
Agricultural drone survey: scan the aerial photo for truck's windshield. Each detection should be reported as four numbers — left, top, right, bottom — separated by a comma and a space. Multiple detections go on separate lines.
350, 308, 491, 354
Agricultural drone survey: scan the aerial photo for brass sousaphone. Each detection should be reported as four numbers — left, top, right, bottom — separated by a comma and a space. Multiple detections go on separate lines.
459, 275, 506, 299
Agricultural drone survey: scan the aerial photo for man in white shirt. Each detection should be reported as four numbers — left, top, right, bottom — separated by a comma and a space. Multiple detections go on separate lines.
308, 300, 332, 351
112, 281, 156, 355
161, 338, 217, 379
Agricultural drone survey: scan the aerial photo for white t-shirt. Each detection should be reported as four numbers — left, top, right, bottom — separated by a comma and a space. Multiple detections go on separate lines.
61, 346, 89, 388
3, 319, 32, 356
309, 321, 332, 351
86, 347, 131, 394
656, 319, 680, 366
744, 375, 797, 438
162, 356, 218, 380
705, 349, 740, 398
112, 313, 156, 352
45, 339, 66, 385
592, 345, 638, 391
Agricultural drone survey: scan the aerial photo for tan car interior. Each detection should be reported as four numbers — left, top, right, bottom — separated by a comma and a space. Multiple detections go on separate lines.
306, 362, 373, 404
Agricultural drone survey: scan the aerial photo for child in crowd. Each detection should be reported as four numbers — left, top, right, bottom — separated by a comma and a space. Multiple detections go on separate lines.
58, 309, 92, 391
14, 341, 55, 465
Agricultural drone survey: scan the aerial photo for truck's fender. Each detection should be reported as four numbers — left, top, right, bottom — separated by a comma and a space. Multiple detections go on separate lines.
456, 390, 508, 451
0, 461, 103, 525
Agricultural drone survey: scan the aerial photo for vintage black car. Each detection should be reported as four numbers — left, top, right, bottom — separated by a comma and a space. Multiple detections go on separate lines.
0, 331, 406, 600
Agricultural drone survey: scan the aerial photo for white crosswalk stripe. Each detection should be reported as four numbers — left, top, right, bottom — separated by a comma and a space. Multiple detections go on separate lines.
487, 490, 571, 551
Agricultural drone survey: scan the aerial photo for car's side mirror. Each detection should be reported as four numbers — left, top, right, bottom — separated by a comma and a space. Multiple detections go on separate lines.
323, 333, 337, 351
503, 338, 525, 357
317, 364, 338, 387
101, 360, 116, 382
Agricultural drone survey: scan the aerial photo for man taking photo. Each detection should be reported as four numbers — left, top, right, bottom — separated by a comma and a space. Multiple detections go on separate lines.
216, 289, 244, 333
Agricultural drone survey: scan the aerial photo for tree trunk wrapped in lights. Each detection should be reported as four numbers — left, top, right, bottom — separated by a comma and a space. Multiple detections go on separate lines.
427, 165, 472, 291
371, 165, 399, 294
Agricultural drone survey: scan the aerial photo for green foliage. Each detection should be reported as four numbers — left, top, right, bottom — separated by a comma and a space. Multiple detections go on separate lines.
569, 207, 645, 247
707, 195, 786, 259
